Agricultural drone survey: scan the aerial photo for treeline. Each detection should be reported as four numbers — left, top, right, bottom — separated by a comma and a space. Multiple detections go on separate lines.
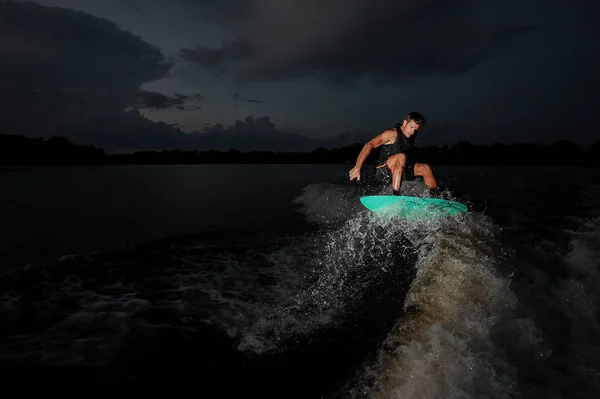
416, 140, 600, 167
0, 134, 106, 165
1, 133, 599, 166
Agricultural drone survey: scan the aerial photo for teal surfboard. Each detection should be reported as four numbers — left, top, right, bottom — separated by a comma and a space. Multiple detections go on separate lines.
360, 195, 467, 219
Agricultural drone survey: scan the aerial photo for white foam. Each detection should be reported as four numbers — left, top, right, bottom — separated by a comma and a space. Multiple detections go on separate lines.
349, 213, 521, 398
237, 213, 386, 353
235, 206, 450, 354
343, 212, 600, 399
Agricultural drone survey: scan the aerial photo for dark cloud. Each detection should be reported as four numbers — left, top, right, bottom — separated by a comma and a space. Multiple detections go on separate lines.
0, 0, 176, 139
0, 0, 310, 152
232, 92, 265, 108
193, 116, 316, 151
180, 41, 251, 70
163, 0, 250, 20
178, 0, 535, 82
81, 113, 319, 153
132, 91, 185, 109
131, 91, 203, 110
7, 0, 598, 149
203, 116, 275, 135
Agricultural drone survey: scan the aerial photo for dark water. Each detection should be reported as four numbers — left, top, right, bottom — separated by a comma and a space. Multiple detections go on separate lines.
1, 164, 599, 397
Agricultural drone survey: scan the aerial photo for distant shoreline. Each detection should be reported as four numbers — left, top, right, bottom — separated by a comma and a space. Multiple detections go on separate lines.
1, 133, 599, 167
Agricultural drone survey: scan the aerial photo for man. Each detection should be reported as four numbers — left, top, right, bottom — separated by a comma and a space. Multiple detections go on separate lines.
348, 112, 437, 195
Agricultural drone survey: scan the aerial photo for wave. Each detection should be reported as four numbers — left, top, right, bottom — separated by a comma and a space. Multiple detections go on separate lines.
339, 216, 600, 398
344, 213, 520, 398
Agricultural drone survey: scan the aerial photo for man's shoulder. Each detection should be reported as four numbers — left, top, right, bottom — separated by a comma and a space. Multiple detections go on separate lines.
381, 129, 398, 143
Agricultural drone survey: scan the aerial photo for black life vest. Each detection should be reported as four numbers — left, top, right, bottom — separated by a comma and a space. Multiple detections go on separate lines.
377, 124, 416, 166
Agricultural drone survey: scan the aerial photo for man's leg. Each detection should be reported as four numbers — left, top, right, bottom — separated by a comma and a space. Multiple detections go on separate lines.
414, 162, 437, 189
385, 153, 407, 195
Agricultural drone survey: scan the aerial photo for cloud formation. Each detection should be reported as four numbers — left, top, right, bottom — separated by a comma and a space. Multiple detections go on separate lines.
179, 0, 535, 82
0, 1, 320, 152
0, 0, 175, 135
131, 91, 202, 110
6, 0, 599, 150
86, 113, 323, 153
232, 92, 265, 108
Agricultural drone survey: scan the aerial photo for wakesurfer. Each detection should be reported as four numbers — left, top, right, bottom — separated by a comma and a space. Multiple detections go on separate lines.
348, 112, 438, 195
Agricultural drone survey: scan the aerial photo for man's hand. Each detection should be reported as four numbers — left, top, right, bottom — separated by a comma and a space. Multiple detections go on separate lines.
349, 166, 361, 181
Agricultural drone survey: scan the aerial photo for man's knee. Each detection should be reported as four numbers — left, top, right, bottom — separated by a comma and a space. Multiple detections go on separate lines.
415, 162, 433, 176
387, 153, 407, 169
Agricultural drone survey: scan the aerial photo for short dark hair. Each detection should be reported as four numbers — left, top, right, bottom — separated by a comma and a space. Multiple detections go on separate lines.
405, 111, 425, 127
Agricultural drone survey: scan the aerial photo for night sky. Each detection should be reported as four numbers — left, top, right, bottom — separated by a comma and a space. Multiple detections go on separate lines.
1, 0, 598, 153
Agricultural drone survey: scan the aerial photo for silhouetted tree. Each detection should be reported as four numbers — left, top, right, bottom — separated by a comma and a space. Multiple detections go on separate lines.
1, 133, 598, 167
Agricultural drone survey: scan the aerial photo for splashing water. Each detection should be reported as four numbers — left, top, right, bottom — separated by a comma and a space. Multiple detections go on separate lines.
343, 212, 522, 399
236, 208, 421, 354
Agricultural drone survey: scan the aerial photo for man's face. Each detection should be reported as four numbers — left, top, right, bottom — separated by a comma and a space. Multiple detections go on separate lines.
401, 120, 421, 138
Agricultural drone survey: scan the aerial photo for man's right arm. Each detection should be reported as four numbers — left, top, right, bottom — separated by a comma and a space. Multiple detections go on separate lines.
349, 129, 395, 181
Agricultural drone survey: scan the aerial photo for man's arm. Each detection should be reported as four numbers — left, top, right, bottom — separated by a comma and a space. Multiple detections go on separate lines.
349, 129, 396, 181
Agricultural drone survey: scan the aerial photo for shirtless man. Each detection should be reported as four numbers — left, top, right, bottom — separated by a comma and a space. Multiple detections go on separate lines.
349, 112, 437, 195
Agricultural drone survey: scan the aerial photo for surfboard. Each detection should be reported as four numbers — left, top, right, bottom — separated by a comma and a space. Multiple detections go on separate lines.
360, 195, 468, 219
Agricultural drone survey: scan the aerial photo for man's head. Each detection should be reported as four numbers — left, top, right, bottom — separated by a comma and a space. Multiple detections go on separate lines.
400, 112, 425, 138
